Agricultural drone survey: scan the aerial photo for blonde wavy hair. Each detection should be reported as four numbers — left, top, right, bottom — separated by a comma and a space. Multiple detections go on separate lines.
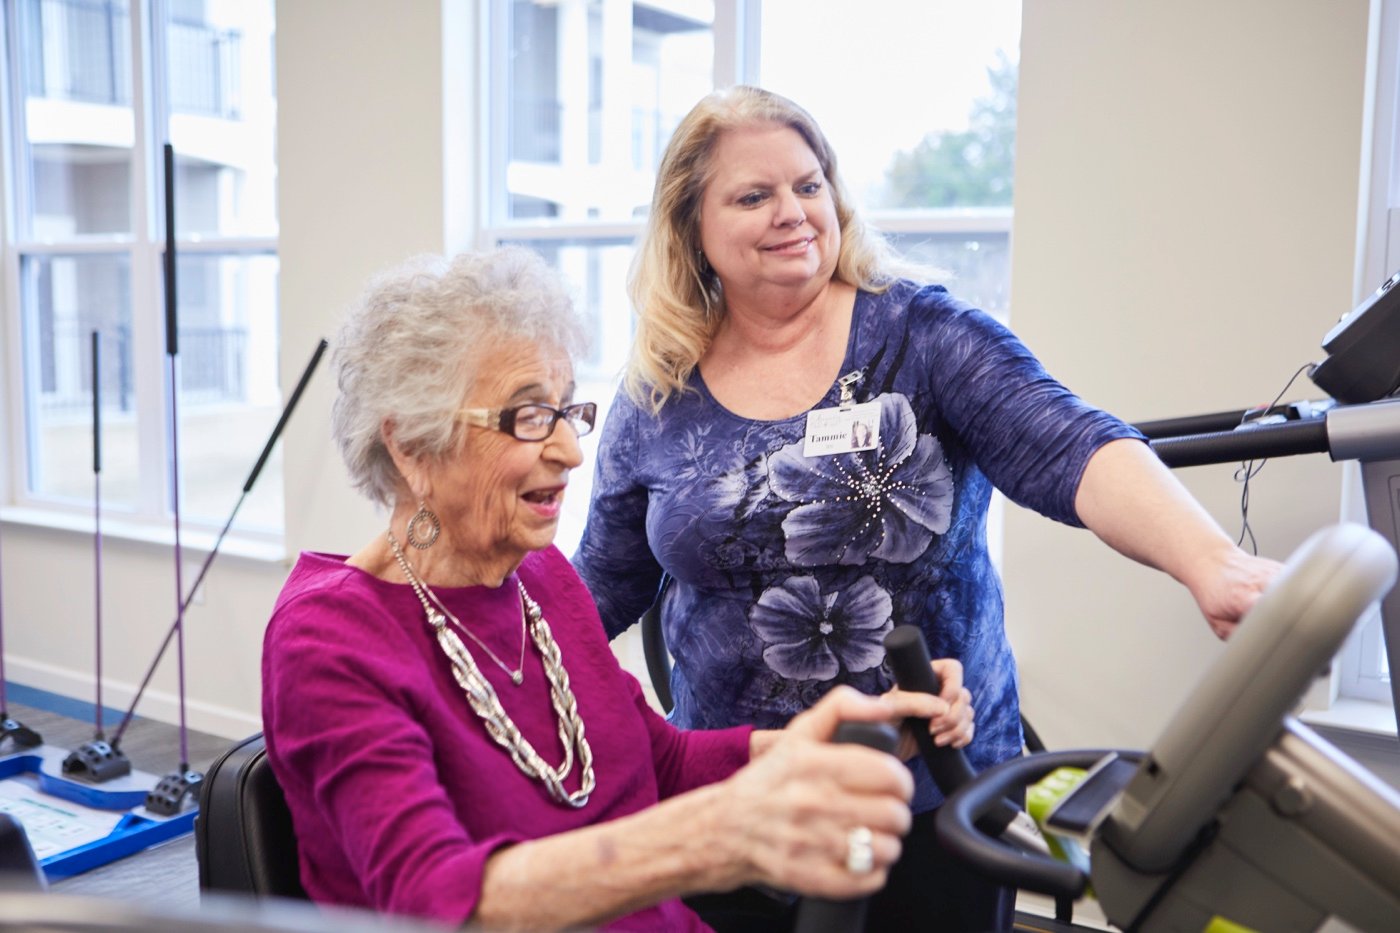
626, 85, 902, 413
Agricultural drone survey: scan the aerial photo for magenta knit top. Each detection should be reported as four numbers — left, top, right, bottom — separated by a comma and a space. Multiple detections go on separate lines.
262, 545, 754, 930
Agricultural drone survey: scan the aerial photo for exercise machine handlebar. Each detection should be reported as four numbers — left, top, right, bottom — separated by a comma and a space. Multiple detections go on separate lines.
792, 722, 902, 933
1135, 402, 1312, 440
883, 626, 1047, 852
882, 627, 981, 792
935, 749, 1121, 898
1142, 396, 1400, 469
1149, 417, 1330, 468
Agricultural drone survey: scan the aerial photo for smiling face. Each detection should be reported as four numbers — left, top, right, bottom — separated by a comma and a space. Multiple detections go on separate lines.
697, 123, 841, 303
398, 338, 583, 586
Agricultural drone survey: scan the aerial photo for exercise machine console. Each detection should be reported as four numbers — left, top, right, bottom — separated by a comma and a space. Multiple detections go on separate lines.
936, 524, 1400, 931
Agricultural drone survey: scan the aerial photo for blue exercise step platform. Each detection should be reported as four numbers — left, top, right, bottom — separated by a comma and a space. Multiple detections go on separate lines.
0, 745, 197, 880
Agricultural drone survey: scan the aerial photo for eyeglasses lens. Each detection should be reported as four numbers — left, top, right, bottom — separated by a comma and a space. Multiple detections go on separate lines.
505, 403, 596, 440
566, 403, 596, 437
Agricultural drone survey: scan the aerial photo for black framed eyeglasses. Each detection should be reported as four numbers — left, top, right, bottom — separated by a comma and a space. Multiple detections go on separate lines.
459, 401, 597, 441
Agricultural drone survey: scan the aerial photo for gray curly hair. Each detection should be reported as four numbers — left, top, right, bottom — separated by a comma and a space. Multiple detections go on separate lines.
331, 246, 587, 507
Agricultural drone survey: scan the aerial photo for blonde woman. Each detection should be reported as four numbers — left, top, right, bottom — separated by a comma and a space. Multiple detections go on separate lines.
575, 87, 1281, 931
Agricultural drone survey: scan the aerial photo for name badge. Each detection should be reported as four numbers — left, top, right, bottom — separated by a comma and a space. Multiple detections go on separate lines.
803, 401, 881, 457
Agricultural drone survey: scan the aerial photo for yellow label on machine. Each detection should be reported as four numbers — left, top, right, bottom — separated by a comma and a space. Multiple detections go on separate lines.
1027, 766, 1088, 864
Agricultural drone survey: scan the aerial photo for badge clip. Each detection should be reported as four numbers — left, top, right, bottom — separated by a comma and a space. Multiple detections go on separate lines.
836, 369, 864, 406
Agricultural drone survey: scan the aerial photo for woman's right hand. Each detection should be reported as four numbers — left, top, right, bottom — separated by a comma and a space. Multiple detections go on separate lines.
713, 686, 914, 899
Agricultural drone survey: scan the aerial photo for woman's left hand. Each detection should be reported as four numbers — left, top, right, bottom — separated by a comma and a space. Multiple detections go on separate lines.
880, 657, 975, 760
1187, 547, 1284, 640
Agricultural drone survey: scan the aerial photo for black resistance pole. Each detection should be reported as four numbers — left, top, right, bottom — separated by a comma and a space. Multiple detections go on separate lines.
111, 338, 329, 752
141, 142, 205, 815
92, 329, 105, 737
62, 331, 133, 781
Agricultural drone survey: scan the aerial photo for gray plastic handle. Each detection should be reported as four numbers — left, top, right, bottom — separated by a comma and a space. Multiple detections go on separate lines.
1098, 523, 1397, 872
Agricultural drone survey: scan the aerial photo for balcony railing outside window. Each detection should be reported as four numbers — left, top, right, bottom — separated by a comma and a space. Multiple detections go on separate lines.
178, 325, 248, 401
21, 0, 243, 119
168, 16, 242, 119
22, 0, 131, 106
36, 323, 247, 416
37, 320, 134, 416
511, 97, 563, 163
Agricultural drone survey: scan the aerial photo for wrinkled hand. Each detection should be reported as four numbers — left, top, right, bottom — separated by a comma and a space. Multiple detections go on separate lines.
1188, 547, 1284, 639
716, 687, 913, 899
881, 657, 975, 761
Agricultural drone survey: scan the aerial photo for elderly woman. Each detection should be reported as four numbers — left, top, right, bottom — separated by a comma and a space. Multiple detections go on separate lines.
261, 246, 975, 932
573, 86, 1284, 931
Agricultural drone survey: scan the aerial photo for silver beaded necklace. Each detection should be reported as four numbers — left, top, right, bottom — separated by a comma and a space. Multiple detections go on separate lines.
386, 531, 595, 808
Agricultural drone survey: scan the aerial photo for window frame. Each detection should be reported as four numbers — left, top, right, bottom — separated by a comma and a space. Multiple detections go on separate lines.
0, 0, 280, 545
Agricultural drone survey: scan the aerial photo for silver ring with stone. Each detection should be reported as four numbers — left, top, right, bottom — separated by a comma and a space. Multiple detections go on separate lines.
845, 825, 874, 874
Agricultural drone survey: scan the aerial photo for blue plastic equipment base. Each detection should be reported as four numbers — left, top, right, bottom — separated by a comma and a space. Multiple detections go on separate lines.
0, 745, 197, 880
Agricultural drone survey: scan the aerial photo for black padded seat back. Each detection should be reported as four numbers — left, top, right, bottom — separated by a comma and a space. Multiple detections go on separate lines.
196, 732, 306, 899
0, 812, 45, 891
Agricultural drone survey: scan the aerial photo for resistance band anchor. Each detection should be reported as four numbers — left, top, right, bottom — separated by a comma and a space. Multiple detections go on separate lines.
61, 740, 131, 783
145, 767, 203, 817
0, 717, 41, 751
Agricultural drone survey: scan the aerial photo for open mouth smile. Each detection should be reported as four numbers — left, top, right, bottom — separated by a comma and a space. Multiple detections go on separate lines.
522, 486, 564, 506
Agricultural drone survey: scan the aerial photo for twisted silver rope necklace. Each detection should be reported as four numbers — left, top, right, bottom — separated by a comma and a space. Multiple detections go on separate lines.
387, 531, 595, 808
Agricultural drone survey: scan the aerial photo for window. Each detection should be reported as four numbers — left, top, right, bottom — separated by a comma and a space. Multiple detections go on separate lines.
758, 0, 1018, 318
483, 0, 1022, 549
1339, 0, 1399, 714
1340, 598, 1391, 704
3, 0, 280, 536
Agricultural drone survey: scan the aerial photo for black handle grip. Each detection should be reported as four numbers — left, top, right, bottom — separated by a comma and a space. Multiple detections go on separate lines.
163, 142, 178, 357
935, 749, 1110, 898
91, 329, 101, 475
830, 720, 900, 753
883, 626, 979, 789
1133, 403, 1308, 440
1149, 417, 1329, 468
883, 626, 1022, 837
792, 721, 900, 933
242, 339, 329, 492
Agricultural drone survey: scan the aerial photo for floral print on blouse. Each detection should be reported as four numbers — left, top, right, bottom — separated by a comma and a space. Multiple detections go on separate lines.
574, 280, 1144, 811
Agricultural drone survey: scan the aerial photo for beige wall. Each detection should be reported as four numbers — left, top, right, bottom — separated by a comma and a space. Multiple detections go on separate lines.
280, 0, 458, 557
0, 2, 1380, 755
1004, 0, 1371, 749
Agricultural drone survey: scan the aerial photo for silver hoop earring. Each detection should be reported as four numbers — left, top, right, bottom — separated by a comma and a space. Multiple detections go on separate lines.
406, 502, 441, 550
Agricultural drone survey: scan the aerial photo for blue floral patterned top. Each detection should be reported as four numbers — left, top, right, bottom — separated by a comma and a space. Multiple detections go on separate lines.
574, 280, 1144, 810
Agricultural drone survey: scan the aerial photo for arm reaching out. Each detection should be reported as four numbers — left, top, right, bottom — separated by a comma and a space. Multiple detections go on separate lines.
1075, 438, 1283, 638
